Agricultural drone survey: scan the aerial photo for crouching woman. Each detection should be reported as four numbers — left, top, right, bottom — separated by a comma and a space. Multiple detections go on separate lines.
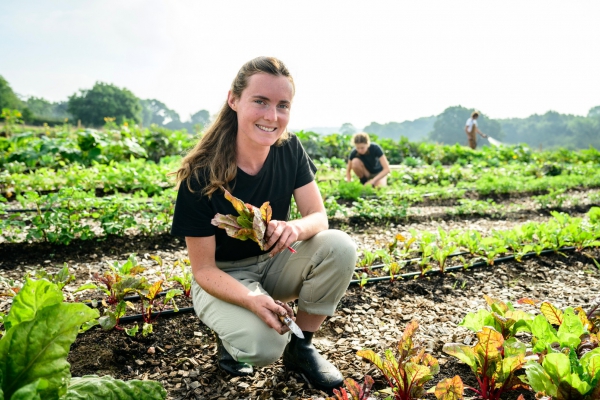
171, 56, 357, 392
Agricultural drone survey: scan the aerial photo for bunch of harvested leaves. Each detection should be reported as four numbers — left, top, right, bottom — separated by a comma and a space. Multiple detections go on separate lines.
211, 186, 295, 252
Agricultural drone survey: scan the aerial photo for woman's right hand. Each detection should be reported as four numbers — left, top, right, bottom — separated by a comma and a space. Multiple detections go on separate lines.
248, 294, 292, 335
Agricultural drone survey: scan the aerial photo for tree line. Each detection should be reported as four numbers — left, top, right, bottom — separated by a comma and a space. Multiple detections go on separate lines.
361, 105, 600, 150
0, 75, 209, 131
2, 74, 598, 149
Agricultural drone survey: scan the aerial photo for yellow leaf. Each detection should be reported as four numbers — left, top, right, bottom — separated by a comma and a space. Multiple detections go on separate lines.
575, 307, 595, 332
260, 201, 272, 224
221, 186, 250, 217
434, 376, 464, 400
540, 302, 563, 325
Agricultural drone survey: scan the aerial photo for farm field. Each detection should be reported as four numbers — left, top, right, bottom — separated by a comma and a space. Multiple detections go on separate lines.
1, 125, 600, 400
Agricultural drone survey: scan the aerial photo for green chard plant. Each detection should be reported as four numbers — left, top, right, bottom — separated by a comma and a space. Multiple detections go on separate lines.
354, 271, 369, 288
75, 254, 147, 331
152, 255, 193, 298
459, 295, 534, 339
357, 320, 462, 400
515, 299, 600, 399
0, 278, 166, 399
33, 264, 75, 291
525, 350, 600, 400
442, 326, 528, 400
527, 302, 599, 355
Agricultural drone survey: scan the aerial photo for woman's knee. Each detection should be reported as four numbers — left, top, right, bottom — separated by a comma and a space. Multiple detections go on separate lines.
316, 230, 357, 276
228, 328, 288, 367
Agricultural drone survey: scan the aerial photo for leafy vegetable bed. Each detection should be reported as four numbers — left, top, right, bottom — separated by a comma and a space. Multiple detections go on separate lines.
1, 217, 599, 399
64, 248, 599, 400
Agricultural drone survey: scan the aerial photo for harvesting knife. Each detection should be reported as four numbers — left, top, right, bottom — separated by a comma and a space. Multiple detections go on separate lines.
279, 314, 305, 339
274, 300, 304, 339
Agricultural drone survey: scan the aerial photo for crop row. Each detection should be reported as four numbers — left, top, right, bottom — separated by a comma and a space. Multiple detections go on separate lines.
318, 163, 600, 202
2, 183, 600, 245
0, 189, 174, 244
3, 158, 599, 210
1, 126, 195, 169
3, 125, 600, 171
1, 157, 178, 197
352, 208, 600, 285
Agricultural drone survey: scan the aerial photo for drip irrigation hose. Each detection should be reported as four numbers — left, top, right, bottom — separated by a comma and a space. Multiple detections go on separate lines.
82, 249, 470, 306
85, 246, 590, 325
118, 307, 196, 324
349, 246, 577, 286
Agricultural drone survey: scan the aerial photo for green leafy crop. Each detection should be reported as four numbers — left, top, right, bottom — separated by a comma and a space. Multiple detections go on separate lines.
443, 326, 527, 400
459, 295, 534, 339
0, 278, 167, 399
525, 350, 600, 399
357, 320, 451, 400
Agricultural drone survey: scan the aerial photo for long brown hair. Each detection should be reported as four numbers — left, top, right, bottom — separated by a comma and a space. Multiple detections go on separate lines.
174, 57, 295, 197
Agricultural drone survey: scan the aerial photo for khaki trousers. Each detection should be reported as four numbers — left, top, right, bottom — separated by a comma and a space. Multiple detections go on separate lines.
191, 229, 357, 366
467, 127, 477, 149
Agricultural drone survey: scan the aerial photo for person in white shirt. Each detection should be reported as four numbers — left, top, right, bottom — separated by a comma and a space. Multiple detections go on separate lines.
464, 111, 488, 149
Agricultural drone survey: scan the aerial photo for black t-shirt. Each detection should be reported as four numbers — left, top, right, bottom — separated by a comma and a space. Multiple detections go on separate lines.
348, 143, 384, 174
171, 134, 317, 261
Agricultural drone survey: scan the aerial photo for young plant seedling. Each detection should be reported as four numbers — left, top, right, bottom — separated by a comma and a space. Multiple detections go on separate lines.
33, 263, 75, 291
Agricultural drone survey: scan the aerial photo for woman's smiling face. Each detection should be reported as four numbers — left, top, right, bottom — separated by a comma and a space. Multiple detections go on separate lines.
228, 73, 294, 149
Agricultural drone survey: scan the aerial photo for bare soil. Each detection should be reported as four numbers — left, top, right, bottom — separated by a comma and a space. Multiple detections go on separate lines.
2, 198, 600, 399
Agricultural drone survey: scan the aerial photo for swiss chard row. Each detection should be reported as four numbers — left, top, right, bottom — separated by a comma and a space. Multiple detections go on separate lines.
330, 295, 600, 400
0, 254, 192, 339
352, 208, 600, 285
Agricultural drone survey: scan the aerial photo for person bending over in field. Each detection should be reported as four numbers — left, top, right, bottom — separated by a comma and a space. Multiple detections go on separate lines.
464, 111, 488, 149
345, 132, 391, 187
171, 56, 357, 392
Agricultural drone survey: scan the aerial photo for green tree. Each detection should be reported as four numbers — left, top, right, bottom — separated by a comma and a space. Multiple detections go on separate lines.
339, 122, 357, 135
0, 75, 22, 111
189, 109, 210, 127
23, 97, 71, 120
68, 82, 141, 126
429, 106, 502, 145
140, 98, 182, 127
588, 105, 600, 119
499, 111, 584, 149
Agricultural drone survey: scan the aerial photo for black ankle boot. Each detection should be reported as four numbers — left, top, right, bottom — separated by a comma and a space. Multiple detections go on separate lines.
216, 336, 253, 377
283, 331, 344, 392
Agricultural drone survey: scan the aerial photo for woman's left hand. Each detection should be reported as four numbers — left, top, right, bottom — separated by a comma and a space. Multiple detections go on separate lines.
265, 219, 300, 256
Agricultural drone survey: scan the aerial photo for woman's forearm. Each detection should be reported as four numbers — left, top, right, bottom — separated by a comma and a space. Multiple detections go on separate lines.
371, 167, 390, 183
195, 266, 255, 309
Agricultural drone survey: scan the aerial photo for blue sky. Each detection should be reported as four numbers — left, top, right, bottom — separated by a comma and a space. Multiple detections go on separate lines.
1, 0, 599, 129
